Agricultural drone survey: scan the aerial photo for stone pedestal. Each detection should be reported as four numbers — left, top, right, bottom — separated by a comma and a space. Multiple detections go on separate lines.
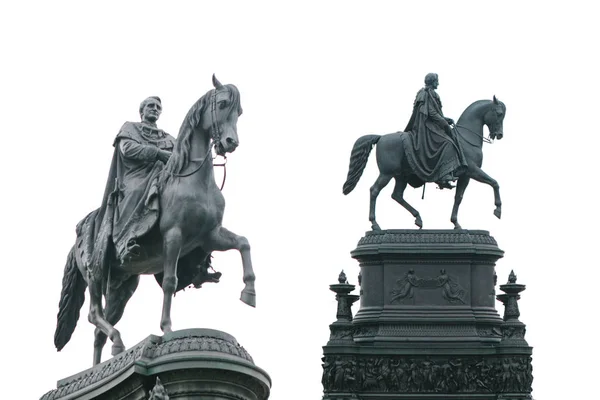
42, 329, 271, 400
321, 229, 533, 399
352, 229, 504, 346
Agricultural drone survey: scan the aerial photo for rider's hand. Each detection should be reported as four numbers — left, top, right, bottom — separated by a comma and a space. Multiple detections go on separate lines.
157, 150, 171, 164
445, 117, 455, 126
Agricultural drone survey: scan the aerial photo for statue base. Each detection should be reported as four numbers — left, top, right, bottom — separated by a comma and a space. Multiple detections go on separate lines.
42, 329, 271, 400
321, 229, 533, 399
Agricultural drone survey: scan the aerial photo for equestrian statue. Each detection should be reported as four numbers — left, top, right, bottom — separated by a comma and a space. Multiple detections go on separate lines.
343, 73, 506, 230
54, 75, 256, 366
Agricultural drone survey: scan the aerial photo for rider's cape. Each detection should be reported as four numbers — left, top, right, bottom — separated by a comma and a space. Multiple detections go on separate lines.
75, 122, 175, 278
402, 88, 468, 187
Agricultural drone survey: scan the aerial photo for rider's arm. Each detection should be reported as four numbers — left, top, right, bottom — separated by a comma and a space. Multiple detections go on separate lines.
427, 100, 449, 129
119, 138, 161, 162
426, 96, 452, 134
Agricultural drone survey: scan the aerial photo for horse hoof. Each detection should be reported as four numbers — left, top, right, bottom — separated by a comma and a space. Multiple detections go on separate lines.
160, 322, 173, 335
241, 290, 256, 307
371, 223, 382, 231
494, 209, 501, 219
111, 343, 125, 356
454, 225, 462, 230
415, 218, 423, 229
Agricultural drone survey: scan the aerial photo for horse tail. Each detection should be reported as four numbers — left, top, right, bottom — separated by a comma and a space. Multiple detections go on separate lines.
343, 135, 381, 195
54, 246, 87, 351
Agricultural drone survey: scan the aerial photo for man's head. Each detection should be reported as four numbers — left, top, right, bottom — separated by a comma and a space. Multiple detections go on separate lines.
139, 96, 162, 123
424, 73, 439, 89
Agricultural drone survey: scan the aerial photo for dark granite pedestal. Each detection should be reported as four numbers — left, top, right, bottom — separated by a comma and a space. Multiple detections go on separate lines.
321, 230, 533, 400
42, 329, 271, 400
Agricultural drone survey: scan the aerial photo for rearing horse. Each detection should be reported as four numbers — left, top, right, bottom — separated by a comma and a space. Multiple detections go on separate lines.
54, 76, 256, 365
343, 96, 505, 230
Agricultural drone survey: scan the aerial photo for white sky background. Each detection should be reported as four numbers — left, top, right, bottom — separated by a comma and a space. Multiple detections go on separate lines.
1, 1, 598, 399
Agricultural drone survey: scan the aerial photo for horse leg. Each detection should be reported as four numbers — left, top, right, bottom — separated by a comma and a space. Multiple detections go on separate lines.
203, 226, 256, 307
93, 275, 140, 364
469, 167, 502, 219
391, 177, 423, 228
450, 176, 471, 230
160, 228, 182, 334
370, 174, 392, 231
87, 273, 124, 365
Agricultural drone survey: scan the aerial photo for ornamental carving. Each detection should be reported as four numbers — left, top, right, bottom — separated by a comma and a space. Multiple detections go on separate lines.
41, 342, 147, 400
143, 335, 253, 362
329, 326, 354, 341
477, 326, 503, 338
353, 326, 378, 338
357, 231, 497, 247
502, 325, 526, 340
321, 355, 533, 394
378, 324, 476, 337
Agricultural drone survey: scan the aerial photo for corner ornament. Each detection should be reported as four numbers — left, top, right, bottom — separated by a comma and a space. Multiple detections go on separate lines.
148, 377, 169, 400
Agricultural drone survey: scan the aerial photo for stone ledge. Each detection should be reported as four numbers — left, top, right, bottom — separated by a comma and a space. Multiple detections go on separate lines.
357, 229, 497, 246
352, 230, 504, 260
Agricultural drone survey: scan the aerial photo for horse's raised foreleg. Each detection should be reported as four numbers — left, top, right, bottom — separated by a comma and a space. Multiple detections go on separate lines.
87, 273, 124, 365
160, 228, 182, 334
93, 275, 139, 365
391, 177, 422, 228
450, 176, 471, 230
203, 226, 256, 307
370, 174, 392, 231
469, 166, 502, 219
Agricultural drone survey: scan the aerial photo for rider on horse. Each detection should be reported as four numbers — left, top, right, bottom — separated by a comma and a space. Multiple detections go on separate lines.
88, 96, 219, 282
403, 73, 468, 190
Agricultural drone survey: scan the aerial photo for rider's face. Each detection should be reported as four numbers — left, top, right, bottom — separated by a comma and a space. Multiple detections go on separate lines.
142, 101, 162, 123
432, 79, 439, 89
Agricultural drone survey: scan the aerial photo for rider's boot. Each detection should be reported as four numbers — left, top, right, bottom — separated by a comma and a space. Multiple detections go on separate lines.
436, 181, 455, 190
192, 267, 222, 288
436, 174, 456, 190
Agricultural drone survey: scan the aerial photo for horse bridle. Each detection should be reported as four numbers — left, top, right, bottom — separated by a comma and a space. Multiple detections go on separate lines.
173, 87, 228, 188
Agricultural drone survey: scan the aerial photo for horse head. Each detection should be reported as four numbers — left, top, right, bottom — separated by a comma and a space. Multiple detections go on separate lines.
201, 74, 243, 156
486, 96, 506, 140
165, 76, 244, 177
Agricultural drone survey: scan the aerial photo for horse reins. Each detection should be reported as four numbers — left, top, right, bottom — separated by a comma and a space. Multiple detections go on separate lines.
455, 124, 493, 146
214, 156, 227, 190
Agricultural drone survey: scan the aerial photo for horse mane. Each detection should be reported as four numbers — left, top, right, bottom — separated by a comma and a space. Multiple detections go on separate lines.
162, 84, 242, 180
163, 91, 209, 176
464, 99, 492, 113
458, 98, 505, 122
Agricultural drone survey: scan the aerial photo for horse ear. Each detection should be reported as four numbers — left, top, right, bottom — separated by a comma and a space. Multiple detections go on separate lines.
212, 74, 224, 89
493, 95, 499, 104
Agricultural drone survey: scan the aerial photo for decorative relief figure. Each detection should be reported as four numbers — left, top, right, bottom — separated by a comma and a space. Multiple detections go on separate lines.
390, 269, 466, 304
438, 269, 466, 304
390, 269, 417, 303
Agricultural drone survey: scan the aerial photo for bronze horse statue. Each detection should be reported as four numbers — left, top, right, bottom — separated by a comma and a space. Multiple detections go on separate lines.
54, 77, 255, 365
343, 97, 505, 230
